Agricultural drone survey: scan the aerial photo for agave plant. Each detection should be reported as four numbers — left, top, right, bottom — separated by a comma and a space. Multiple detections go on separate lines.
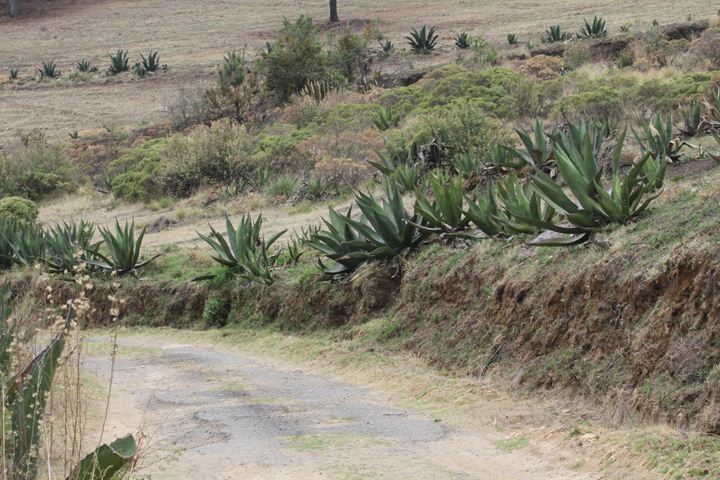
373, 105, 401, 131
391, 163, 422, 193
507, 33, 519, 45
633, 113, 688, 162
76, 58, 97, 73
198, 214, 285, 284
87, 220, 158, 274
543, 25, 571, 43
494, 172, 555, 235
370, 140, 419, 175
45, 220, 100, 274
455, 32, 471, 49
9, 224, 46, 267
552, 117, 612, 162
454, 152, 481, 177
306, 177, 327, 201
700, 87, 720, 131
38, 60, 60, 78
107, 49, 130, 75
9, 68, 19, 80
579, 16, 607, 39
378, 39, 394, 55
0, 286, 137, 478
680, 98, 702, 137
407, 25, 439, 53
464, 184, 507, 238
140, 50, 162, 72
619, 23, 632, 33
527, 129, 663, 243
414, 174, 471, 234
0, 220, 19, 269
502, 119, 554, 170
308, 182, 427, 277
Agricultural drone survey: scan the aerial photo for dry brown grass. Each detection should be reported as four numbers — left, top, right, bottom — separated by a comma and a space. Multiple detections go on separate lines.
1, 0, 717, 141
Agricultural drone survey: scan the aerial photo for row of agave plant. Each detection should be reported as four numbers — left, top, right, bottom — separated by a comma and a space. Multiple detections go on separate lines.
0, 284, 137, 479
0, 220, 157, 276
198, 114, 675, 283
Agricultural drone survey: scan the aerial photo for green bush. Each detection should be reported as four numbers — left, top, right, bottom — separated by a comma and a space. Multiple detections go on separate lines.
202, 296, 231, 327
421, 66, 523, 119
0, 197, 38, 225
259, 16, 332, 102
328, 30, 369, 82
108, 139, 166, 202
0, 144, 78, 200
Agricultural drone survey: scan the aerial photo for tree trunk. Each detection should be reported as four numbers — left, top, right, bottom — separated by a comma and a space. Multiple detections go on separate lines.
9, 0, 20, 17
329, 0, 339, 22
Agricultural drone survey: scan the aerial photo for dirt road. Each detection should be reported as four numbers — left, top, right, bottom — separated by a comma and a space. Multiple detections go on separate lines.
85, 334, 598, 480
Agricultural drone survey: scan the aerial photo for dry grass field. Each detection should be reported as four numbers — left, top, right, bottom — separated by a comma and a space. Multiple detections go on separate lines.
0, 0, 717, 142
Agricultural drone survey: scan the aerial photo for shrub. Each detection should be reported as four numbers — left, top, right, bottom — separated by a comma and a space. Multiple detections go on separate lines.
202, 296, 231, 327
259, 16, 330, 102
407, 26, 439, 53
108, 139, 166, 202
468, 36, 499, 66
421, 66, 522, 119
0, 197, 38, 225
329, 30, 369, 82
265, 175, 299, 198
311, 157, 372, 192
520, 55, 564, 80
164, 85, 206, 130
0, 143, 78, 200
161, 121, 253, 196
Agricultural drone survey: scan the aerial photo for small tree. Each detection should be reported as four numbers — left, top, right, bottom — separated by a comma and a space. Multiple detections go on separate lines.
330, 0, 339, 22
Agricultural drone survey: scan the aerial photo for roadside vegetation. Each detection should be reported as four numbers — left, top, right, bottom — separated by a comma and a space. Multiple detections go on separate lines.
2, 8, 720, 480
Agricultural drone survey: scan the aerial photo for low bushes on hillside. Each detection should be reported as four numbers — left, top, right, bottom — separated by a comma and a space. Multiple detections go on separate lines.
0, 142, 78, 200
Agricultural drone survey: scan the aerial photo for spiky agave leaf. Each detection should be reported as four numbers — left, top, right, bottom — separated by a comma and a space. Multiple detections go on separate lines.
414, 174, 470, 233
407, 25, 439, 53
8, 305, 74, 478
68, 434, 137, 480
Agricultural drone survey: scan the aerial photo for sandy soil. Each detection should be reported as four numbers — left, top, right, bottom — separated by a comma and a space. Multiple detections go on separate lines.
86, 332, 600, 480
1, 0, 717, 141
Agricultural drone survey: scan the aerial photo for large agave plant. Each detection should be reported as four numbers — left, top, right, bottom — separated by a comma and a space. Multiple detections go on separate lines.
198, 214, 286, 284
464, 183, 507, 238
87, 220, 158, 274
38, 60, 60, 78
681, 97, 701, 137
45, 220, 100, 274
502, 119, 554, 170
9, 224, 46, 267
107, 49, 130, 75
543, 25, 572, 43
579, 16, 608, 39
494, 172, 556, 235
552, 117, 612, 162
372, 105, 400, 131
527, 129, 664, 243
0, 286, 137, 478
407, 25, 439, 53
633, 113, 688, 162
0, 220, 20, 269
414, 174, 471, 234
140, 50, 162, 72
308, 182, 427, 277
